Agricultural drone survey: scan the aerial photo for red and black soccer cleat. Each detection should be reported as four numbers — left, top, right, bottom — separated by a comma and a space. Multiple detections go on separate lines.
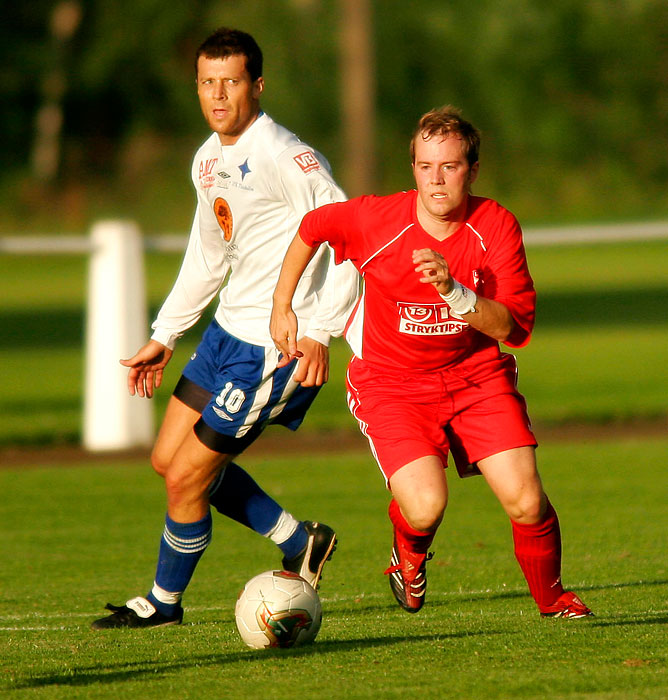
384, 532, 433, 613
540, 591, 594, 619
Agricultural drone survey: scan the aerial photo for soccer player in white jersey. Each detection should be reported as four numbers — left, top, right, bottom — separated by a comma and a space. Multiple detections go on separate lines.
91, 28, 359, 629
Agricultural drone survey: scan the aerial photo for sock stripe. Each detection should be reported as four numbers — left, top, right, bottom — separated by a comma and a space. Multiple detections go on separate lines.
163, 526, 212, 554
151, 582, 183, 606
264, 510, 299, 543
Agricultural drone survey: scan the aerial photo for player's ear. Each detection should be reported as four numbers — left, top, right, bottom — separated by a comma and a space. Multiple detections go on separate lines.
253, 77, 264, 99
469, 161, 480, 186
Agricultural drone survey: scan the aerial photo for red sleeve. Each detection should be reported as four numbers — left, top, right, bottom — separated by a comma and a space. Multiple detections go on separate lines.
298, 199, 361, 266
484, 208, 536, 348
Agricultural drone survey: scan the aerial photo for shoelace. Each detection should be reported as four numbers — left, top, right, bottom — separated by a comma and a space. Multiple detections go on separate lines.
384, 551, 433, 579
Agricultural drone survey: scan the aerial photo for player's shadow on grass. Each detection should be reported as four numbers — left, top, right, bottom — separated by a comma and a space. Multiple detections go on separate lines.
438, 578, 668, 627
12, 629, 498, 690
442, 577, 668, 604
577, 578, 668, 628
578, 579, 668, 593
589, 613, 668, 628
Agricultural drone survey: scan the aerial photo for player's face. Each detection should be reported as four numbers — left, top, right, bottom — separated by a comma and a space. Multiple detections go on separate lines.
196, 54, 264, 145
412, 134, 479, 223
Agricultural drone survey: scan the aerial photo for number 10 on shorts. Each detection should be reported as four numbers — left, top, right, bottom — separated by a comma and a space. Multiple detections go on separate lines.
215, 381, 246, 414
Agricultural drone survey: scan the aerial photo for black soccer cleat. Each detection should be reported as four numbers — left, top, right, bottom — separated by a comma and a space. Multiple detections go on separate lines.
282, 521, 337, 590
90, 596, 183, 630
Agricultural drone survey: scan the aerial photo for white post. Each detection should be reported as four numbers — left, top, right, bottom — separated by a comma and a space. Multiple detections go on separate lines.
83, 220, 154, 451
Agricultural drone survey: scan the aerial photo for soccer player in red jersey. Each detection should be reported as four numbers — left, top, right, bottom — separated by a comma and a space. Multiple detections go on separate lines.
270, 106, 593, 618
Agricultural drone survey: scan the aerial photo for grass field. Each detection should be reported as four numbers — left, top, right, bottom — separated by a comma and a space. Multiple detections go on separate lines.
1, 239, 667, 446
1, 236, 666, 697
1, 436, 666, 699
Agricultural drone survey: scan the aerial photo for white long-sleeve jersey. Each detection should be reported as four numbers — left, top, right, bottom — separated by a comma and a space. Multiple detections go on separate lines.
151, 113, 359, 350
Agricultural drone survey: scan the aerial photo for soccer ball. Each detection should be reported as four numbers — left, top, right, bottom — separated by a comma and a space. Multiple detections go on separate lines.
234, 570, 322, 649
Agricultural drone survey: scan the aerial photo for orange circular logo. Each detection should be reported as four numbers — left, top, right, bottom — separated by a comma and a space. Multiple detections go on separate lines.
213, 197, 233, 241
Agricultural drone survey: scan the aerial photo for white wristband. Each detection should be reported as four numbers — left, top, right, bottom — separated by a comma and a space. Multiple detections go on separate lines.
439, 280, 477, 317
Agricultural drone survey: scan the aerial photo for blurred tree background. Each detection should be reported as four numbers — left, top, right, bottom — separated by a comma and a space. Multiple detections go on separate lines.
2, 0, 667, 235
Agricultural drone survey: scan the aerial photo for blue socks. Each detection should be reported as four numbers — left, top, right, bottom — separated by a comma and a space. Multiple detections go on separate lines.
147, 463, 310, 616
147, 512, 212, 616
208, 461, 282, 534
208, 462, 307, 558
278, 522, 308, 560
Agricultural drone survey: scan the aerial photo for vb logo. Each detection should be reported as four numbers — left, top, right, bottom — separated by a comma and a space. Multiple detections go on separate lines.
293, 151, 320, 174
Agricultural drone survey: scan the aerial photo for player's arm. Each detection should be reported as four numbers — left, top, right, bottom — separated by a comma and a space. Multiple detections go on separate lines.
125, 197, 228, 398
291, 248, 358, 386
271, 234, 321, 366
274, 150, 358, 385
150, 200, 229, 351
412, 248, 515, 342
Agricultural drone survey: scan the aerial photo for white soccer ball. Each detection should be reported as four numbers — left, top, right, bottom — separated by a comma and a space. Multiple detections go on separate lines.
234, 570, 322, 649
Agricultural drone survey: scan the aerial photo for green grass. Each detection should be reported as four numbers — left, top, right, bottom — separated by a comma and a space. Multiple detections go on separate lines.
1, 239, 667, 446
516, 240, 668, 424
1, 437, 666, 698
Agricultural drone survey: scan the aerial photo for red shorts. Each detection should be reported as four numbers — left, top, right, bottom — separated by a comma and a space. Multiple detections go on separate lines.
346, 353, 537, 483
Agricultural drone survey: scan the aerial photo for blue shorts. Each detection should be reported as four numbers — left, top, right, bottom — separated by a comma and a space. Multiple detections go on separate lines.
175, 320, 320, 453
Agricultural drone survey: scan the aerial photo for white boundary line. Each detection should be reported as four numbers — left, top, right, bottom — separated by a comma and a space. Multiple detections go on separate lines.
523, 220, 668, 246
1, 221, 667, 255
3, 580, 665, 630
0, 585, 529, 630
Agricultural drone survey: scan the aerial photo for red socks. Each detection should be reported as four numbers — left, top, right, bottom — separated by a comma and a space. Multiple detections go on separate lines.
388, 499, 435, 553
389, 497, 565, 610
511, 500, 565, 609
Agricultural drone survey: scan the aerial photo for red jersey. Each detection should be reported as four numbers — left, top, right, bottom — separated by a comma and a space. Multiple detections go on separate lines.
299, 190, 535, 371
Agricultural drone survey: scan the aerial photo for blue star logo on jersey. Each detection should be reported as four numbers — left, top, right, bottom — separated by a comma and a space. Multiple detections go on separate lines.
238, 158, 251, 180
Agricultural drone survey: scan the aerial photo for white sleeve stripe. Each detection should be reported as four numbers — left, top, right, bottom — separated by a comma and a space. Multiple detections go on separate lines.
465, 222, 487, 252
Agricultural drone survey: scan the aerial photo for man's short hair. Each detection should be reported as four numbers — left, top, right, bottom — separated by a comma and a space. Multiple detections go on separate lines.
410, 106, 480, 167
195, 27, 263, 81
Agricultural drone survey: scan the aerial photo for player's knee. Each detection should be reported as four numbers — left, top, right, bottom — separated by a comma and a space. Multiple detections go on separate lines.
403, 496, 446, 533
164, 468, 200, 507
407, 513, 442, 533
150, 448, 169, 478
506, 493, 546, 524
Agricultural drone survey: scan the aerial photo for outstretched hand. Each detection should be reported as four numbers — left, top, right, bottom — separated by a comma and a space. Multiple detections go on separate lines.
120, 339, 173, 398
